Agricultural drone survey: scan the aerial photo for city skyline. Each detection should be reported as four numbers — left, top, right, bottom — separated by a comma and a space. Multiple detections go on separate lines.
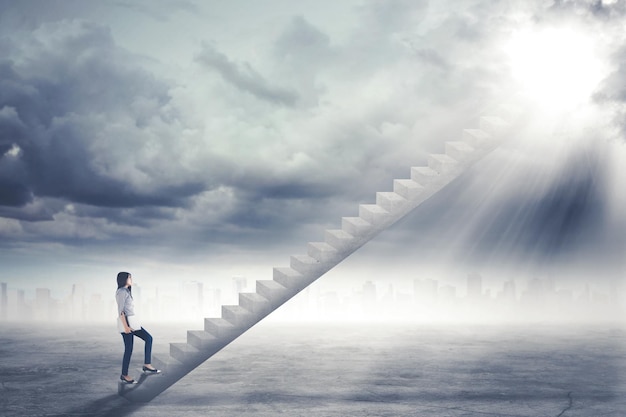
2, 270, 623, 324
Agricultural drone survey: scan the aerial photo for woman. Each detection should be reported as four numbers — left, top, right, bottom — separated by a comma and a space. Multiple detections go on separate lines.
116, 271, 161, 384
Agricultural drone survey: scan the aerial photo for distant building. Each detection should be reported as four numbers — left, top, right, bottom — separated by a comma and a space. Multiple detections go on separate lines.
232, 276, 247, 295
205, 287, 222, 317
183, 281, 204, 318
467, 273, 483, 299
499, 280, 516, 301
439, 285, 457, 301
35, 288, 52, 321
414, 279, 438, 304
7, 289, 21, 320
87, 293, 105, 322
71, 284, 85, 321
362, 281, 377, 311
1, 282, 7, 321
321, 291, 340, 315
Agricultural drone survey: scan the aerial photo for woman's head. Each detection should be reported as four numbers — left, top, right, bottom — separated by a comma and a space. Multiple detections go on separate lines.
116, 272, 132, 289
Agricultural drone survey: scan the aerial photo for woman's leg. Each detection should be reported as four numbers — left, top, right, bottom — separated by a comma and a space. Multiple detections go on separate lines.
132, 327, 153, 365
121, 332, 134, 376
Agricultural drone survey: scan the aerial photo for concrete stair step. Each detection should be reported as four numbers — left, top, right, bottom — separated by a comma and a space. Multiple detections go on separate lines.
463, 128, 491, 147
445, 141, 474, 161
494, 103, 518, 119
290, 254, 321, 275
307, 241, 338, 263
480, 116, 508, 135
170, 342, 200, 363
393, 179, 424, 200
222, 305, 253, 327
358, 204, 390, 224
204, 317, 237, 338
151, 353, 184, 374
411, 166, 439, 185
187, 330, 218, 350
256, 279, 290, 301
239, 292, 271, 314
273, 267, 309, 290
376, 191, 407, 213
341, 217, 371, 237
324, 229, 354, 251
428, 154, 457, 174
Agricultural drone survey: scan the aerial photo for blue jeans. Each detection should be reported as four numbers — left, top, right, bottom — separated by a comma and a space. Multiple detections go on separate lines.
121, 327, 153, 376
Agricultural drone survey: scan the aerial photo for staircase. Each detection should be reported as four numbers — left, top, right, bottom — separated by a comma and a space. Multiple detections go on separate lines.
119, 110, 514, 403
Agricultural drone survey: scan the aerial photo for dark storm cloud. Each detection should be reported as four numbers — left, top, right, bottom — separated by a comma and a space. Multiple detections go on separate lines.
0, 205, 53, 222
112, 0, 200, 21
72, 204, 179, 228
549, 0, 626, 18
0, 20, 206, 216
196, 42, 299, 106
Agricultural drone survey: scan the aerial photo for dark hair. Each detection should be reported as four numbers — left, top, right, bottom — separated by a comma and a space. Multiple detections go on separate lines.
117, 272, 131, 296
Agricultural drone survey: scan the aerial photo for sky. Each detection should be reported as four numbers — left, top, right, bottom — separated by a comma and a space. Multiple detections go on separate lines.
0, 0, 625, 299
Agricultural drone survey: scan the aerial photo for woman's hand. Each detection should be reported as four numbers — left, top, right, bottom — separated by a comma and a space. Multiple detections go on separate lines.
121, 313, 133, 333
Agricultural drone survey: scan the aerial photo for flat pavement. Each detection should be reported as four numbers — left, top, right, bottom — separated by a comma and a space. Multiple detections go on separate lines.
1, 321, 624, 416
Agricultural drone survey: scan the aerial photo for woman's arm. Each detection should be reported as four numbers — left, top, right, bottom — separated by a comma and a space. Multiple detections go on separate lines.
120, 311, 132, 333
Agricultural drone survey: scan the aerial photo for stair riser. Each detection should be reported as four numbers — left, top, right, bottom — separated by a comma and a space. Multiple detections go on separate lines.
170, 344, 200, 363
151, 354, 183, 374
480, 117, 508, 136
222, 307, 253, 328
187, 331, 216, 350
462, 129, 490, 147
204, 319, 238, 338
445, 143, 474, 161
359, 205, 390, 225
410, 167, 439, 185
307, 243, 339, 263
325, 231, 354, 252
256, 282, 290, 302
376, 192, 406, 213
393, 179, 424, 200
428, 156, 456, 174
289, 255, 322, 276
239, 295, 271, 315
273, 268, 310, 291
341, 217, 371, 237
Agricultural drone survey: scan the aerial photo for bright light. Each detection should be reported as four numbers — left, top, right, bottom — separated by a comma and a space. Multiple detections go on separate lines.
506, 27, 606, 109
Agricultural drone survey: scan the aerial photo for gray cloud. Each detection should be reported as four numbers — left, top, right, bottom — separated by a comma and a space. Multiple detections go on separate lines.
112, 0, 200, 22
0, 20, 206, 215
595, 44, 626, 140
274, 16, 332, 60
196, 42, 299, 106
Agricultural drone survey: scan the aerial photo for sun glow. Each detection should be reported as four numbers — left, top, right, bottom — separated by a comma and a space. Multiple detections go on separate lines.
506, 27, 606, 110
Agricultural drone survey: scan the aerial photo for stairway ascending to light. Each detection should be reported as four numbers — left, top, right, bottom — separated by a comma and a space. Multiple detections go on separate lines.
119, 110, 513, 403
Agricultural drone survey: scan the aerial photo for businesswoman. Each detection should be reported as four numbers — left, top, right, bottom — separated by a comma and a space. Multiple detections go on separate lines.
116, 271, 160, 384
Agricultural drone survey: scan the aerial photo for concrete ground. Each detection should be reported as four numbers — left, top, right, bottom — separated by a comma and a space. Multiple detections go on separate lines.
0, 321, 625, 416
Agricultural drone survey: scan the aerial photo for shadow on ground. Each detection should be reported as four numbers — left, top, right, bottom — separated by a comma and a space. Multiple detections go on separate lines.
53, 394, 142, 417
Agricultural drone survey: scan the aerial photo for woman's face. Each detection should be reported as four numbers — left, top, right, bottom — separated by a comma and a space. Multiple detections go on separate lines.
126, 275, 133, 287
